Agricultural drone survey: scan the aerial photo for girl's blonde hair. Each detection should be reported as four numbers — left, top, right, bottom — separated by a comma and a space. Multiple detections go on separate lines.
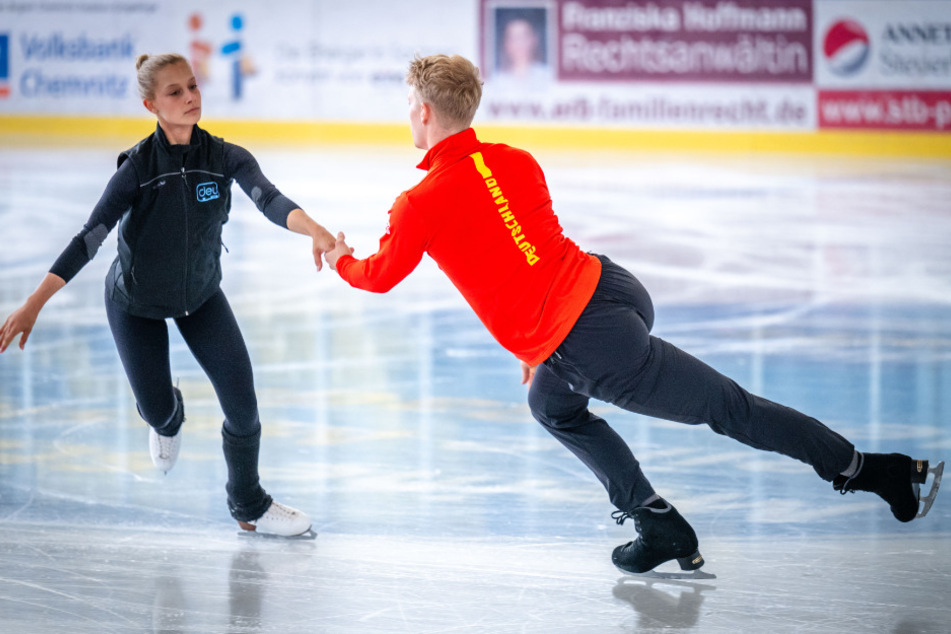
135, 53, 189, 100
406, 54, 483, 128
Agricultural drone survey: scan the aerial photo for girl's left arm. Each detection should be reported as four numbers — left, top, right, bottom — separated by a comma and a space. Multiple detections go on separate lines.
227, 143, 336, 270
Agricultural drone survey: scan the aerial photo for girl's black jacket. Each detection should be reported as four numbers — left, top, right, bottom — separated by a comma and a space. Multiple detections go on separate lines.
50, 124, 298, 319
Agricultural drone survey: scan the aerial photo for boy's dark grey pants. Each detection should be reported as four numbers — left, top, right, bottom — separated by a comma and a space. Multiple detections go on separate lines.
528, 255, 855, 513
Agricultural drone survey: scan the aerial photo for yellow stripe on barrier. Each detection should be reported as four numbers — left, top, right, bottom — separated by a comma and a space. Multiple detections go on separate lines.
477, 126, 951, 158
0, 115, 948, 158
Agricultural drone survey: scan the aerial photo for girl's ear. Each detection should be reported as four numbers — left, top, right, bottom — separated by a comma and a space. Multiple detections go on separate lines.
143, 98, 157, 115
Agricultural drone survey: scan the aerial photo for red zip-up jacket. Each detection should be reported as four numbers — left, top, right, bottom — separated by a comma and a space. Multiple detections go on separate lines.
336, 128, 602, 366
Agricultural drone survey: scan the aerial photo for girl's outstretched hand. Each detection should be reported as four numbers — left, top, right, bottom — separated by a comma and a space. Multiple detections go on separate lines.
0, 273, 65, 353
0, 303, 40, 352
310, 225, 337, 271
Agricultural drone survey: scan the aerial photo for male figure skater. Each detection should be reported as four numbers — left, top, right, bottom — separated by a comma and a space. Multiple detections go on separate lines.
323, 54, 943, 575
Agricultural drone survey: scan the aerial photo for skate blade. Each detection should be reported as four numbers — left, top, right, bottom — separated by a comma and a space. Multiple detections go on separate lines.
916, 460, 944, 519
615, 566, 717, 581
237, 527, 318, 541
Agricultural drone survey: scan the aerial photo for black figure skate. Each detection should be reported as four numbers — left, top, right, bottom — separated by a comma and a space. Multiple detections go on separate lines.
833, 453, 944, 522
612, 499, 715, 580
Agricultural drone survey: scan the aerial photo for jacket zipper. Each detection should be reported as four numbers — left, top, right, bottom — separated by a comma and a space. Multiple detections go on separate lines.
181, 164, 190, 315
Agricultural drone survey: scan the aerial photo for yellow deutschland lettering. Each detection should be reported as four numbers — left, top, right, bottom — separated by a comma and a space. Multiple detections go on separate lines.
470, 152, 492, 179
468, 151, 541, 267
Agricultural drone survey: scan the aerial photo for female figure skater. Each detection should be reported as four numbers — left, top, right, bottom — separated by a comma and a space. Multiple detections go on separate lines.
0, 53, 332, 537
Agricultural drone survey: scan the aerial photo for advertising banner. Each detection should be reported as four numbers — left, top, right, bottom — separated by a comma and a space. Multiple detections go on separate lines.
0, 2, 152, 115
0, 0, 473, 120
478, 0, 815, 128
0, 0, 949, 134
815, 0, 951, 132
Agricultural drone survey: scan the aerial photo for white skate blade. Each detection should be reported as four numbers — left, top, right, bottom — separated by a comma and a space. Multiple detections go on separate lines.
615, 566, 716, 581
916, 460, 944, 519
237, 527, 318, 541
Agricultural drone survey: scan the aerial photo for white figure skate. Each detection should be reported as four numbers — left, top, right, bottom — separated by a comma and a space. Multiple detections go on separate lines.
238, 501, 316, 539
149, 427, 182, 475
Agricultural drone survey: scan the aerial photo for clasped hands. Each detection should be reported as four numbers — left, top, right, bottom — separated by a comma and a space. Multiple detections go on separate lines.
323, 232, 353, 271
304, 224, 352, 272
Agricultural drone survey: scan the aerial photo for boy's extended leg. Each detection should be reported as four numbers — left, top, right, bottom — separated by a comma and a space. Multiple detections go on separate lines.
528, 362, 657, 512
558, 256, 939, 524
557, 256, 856, 482
528, 363, 710, 575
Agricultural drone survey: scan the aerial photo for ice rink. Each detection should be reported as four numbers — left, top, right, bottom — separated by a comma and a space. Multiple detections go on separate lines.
1, 138, 950, 633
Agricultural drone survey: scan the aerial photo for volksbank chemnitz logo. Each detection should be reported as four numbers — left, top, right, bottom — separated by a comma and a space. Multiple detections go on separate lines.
823, 19, 870, 76
0, 34, 10, 98
196, 181, 220, 202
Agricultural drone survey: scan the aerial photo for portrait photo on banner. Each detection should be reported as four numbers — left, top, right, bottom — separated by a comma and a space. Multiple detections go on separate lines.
483, 0, 555, 90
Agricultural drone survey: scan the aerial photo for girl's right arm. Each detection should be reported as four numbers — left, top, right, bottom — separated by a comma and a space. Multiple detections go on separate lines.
0, 273, 66, 352
0, 160, 137, 353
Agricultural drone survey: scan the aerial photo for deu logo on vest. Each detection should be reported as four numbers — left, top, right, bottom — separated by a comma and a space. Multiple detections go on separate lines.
196, 181, 220, 202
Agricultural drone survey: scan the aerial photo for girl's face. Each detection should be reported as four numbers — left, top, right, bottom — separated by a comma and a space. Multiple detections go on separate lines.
144, 61, 202, 131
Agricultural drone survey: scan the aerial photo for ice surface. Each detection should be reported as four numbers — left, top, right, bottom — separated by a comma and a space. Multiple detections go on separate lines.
1, 142, 950, 633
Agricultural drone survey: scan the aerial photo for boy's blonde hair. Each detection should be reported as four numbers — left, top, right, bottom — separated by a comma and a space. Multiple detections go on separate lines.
406, 54, 483, 129
135, 53, 189, 100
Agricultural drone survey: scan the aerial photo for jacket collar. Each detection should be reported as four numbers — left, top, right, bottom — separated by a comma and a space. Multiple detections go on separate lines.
416, 128, 479, 172
154, 123, 202, 155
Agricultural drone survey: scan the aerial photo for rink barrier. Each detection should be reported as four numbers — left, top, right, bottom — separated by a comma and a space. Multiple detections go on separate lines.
0, 115, 948, 158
